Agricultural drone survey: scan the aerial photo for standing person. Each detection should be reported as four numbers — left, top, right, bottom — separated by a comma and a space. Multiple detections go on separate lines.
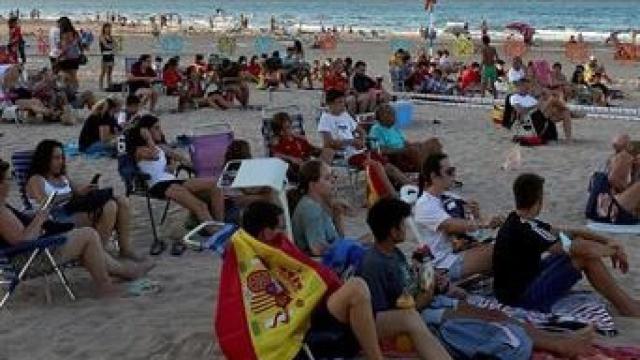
480, 35, 499, 98
7, 16, 25, 64
57, 17, 83, 90
99, 23, 115, 90
481, 19, 489, 37
48, 18, 61, 70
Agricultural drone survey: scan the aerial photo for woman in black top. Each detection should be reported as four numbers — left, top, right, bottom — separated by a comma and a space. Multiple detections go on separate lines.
78, 97, 121, 153
99, 23, 115, 90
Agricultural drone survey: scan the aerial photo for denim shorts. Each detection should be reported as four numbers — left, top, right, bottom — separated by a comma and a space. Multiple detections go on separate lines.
515, 254, 583, 313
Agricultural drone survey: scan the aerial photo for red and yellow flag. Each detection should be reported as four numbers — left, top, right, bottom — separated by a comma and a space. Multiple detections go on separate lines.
215, 230, 334, 360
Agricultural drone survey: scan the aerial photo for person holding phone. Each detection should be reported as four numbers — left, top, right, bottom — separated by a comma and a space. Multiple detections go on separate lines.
25, 139, 141, 261
126, 115, 225, 250
0, 159, 152, 298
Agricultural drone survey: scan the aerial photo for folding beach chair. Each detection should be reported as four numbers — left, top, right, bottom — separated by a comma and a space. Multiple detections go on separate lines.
260, 105, 305, 157
187, 124, 234, 178
11, 150, 35, 210
116, 144, 191, 255
0, 234, 75, 309
122, 57, 138, 95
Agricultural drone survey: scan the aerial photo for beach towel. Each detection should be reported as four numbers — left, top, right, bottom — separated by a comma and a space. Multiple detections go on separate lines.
586, 221, 640, 234
215, 229, 338, 360
532, 344, 640, 360
467, 291, 617, 335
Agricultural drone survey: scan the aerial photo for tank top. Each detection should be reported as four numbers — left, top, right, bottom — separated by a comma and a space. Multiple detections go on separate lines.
137, 147, 175, 186
100, 36, 114, 55
28, 176, 73, 208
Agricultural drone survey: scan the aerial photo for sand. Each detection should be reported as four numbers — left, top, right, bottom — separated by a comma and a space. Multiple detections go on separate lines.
1, 21, 640, 360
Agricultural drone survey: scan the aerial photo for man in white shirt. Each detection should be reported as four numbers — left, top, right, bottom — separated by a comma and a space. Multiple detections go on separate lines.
318, 89, 367, 159
507, 56, 525, 85
414, 153, 502, 281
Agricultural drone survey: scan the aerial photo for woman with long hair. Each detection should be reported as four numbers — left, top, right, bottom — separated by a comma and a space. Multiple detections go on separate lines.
25, 140, 139, 260
57, 17, 82, 90
78, 97, 121, 153
0, 159, 152, 298
99, 23, 115, 90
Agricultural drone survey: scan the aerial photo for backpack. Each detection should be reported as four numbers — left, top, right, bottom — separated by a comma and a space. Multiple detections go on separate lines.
438, 319, 533, 360
585, 171, 610, 222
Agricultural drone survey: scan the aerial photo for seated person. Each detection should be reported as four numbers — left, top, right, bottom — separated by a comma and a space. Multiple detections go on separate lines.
179, 66, 231, 111
25, 139, 140, 260
118, 94, 141, 126
570, 65, 605, 106
406, 61, 430, 92
494, 173, 640, 317
290, 160, 354, 256
359, 198, 596, 359
261, 51, 283, 89
457, 62, 481, 94
586, 134, 640, 224
126, 115, 225, 245
509, 79, 562, 141
162, 57, 183, 96
590, 71, 611, 105
78, 97, 121, 154
241, 55, 261, 82
414, 153, 502, 282
0, 159, 152, 297
0, 64, 55, 121
352, 61, 390, 113
419, 69, 455, 95
281, 47, 313, 89
127, 54, 159, 113
270, 112, 334, 177
507, 56, 526, 85
323, 59, 357, 113
244, 200, 452, 360
192, 53, 207, 75
217, 58, 249, 107
369, 103, 442, 173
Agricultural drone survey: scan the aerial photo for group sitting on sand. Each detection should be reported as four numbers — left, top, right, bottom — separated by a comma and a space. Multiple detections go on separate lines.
2, 16, 640, 360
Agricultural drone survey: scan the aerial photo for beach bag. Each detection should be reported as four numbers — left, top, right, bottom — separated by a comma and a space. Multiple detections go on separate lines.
513, 134, 544, 147
438, 318, 533, 360
215, 229, 339, 360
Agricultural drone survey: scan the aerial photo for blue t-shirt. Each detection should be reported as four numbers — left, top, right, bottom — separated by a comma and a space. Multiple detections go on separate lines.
368, 123, 406, 150
292, 195, 339, 256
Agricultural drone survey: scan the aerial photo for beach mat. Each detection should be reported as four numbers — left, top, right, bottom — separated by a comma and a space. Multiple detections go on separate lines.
586, 221, 640, 234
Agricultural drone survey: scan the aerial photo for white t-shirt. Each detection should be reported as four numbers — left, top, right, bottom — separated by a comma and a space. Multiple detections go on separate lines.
49, 27, 60, 58
507, 68, 525, 83
318, 111, 358, 156
509, 93, 538, 108
414, 192, 455, 269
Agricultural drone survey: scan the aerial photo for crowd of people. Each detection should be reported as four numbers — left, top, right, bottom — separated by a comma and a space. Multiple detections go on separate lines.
2, 15, 640, 360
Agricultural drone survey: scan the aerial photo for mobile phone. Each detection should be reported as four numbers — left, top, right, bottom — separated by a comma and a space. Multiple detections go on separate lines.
90, 173, 101, 185
42, 191, 58, 210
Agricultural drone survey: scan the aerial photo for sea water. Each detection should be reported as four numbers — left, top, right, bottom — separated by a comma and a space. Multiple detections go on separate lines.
2, 0, 639, 40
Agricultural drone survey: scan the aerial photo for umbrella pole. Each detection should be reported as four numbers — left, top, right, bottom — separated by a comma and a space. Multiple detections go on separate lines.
428, 6, 434, 56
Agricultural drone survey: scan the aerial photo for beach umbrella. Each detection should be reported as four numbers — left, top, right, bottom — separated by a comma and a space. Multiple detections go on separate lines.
451, 36, 474, 59
424, 0, 437, 55
254, 35, 278, 55
217, 35, 237, 56
158, 33, 185, 54
505, 22, 535, 44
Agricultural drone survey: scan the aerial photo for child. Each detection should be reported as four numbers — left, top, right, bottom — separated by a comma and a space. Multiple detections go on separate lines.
270, 112, 334, 179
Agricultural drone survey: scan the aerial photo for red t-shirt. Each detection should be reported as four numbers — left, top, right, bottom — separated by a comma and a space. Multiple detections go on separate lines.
272, 136, 314, 159
459, 68, 480, 90
162, 68, 182, 89
323, 71, 348, 92
247, 63, 261, 77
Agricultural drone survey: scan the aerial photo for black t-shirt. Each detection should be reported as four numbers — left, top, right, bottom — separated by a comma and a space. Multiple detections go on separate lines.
352, 73, 376, 93
493, 211, 558, 305
78, 113, 118, 151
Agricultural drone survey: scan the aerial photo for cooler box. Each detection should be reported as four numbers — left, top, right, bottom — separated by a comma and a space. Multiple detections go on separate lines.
392, 100, 414, 128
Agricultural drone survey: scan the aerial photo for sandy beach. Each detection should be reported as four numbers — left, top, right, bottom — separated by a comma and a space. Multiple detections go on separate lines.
1, 20, 640, 360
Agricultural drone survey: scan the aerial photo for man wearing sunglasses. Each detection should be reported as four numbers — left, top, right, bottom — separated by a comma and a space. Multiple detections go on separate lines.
414, 153, 503, 282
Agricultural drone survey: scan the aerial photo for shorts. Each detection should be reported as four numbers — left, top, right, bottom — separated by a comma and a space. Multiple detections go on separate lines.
148, 180, 185, 199
481, 64, 497, 85
515, 254, 583, 313
304, 302, 360, 358
102, 54, 115, 65
57, 59, 80, 71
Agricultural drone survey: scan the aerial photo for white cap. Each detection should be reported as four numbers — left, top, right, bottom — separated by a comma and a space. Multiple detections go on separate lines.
589, 55, 597, 61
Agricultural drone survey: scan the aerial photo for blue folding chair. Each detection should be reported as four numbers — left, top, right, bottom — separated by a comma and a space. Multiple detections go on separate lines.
11, 150, 35, 211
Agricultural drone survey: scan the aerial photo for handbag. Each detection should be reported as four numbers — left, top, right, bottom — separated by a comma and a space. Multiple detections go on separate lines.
63, 188, 114, 223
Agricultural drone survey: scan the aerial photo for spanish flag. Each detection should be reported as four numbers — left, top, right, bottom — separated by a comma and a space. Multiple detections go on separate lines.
215, 229, 339, 360
366, 160, 395, 207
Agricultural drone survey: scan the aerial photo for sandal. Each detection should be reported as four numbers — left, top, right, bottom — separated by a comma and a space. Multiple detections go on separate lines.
170, 241, 186, 256
127, 278, 162, 297
149, 240, 167, 256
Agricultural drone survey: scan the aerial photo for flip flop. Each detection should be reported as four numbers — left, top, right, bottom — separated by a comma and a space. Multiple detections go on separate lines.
127, 278, 162, 297
149, 240, 167, 256
170, 241, 186, 256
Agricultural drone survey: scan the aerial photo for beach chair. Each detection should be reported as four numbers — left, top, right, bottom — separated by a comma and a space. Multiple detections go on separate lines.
122, 57, 138, 95
260, 105, 305, 157
0, 234, 75, 309
187, 125, 234, 178
10, 150, 35, 211
116, 149, 191, 255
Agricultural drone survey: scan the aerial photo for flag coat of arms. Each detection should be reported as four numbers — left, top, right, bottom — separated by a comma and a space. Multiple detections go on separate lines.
215, 229, 339, 360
